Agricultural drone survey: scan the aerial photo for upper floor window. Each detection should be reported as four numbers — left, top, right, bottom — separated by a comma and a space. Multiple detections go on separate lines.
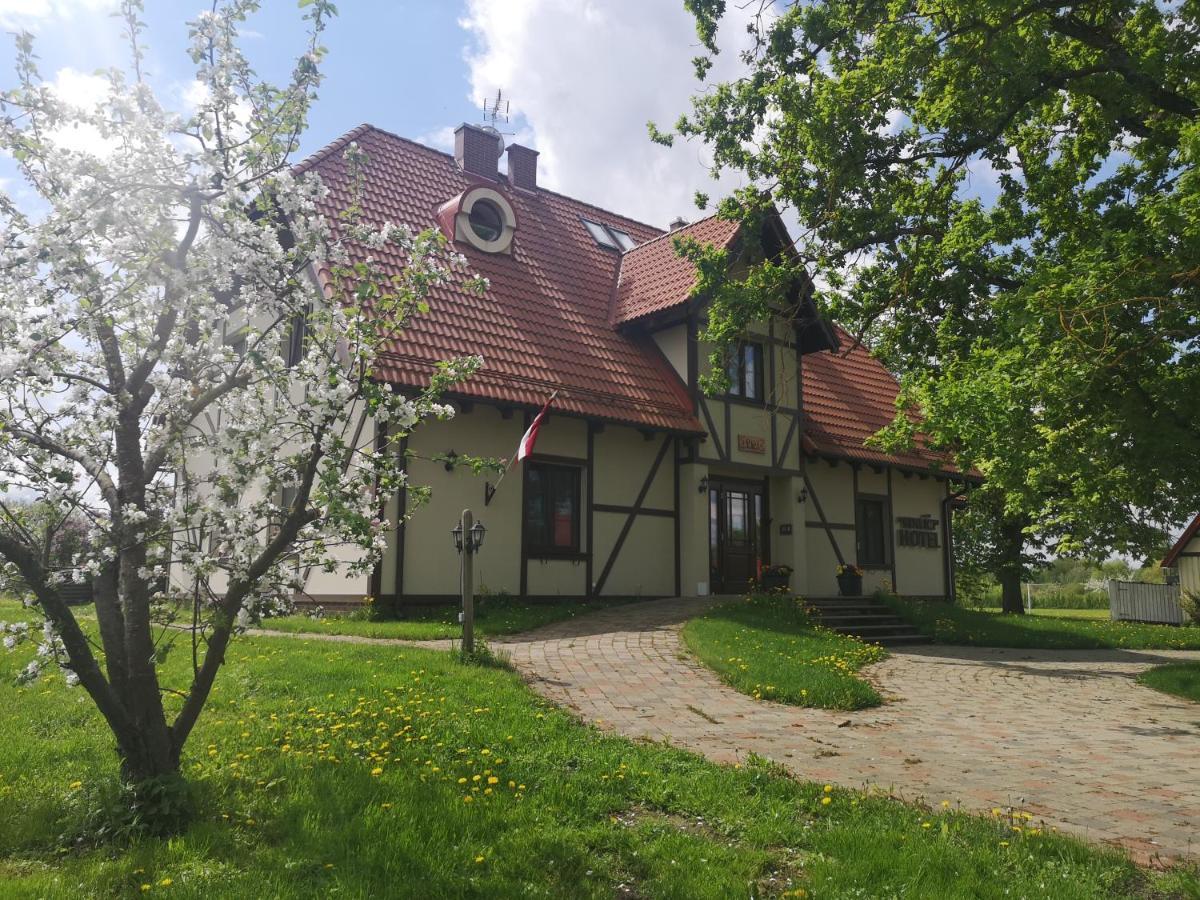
726, 341, 764, 402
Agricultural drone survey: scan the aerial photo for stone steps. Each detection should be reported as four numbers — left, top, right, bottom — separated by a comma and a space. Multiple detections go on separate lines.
803, 596, 929, 645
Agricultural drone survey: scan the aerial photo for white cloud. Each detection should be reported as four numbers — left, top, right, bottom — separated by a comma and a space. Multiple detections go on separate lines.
458, 0, 760, 229
46, 66, 118, 156
0, 0, 116, 29
416, 125, 457, 153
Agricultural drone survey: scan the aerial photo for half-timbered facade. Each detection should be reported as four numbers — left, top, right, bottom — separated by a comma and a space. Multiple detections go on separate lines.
263, 123, 971, 606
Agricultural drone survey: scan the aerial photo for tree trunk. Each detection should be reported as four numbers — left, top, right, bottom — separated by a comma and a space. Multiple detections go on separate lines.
115, 721, 180, 783
997, 515, 1026, 616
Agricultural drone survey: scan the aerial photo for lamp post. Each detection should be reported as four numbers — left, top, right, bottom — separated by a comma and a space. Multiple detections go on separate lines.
451, 509, 486, 654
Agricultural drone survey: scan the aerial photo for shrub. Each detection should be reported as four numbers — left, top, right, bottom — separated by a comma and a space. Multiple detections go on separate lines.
1181, 592, 1200, 627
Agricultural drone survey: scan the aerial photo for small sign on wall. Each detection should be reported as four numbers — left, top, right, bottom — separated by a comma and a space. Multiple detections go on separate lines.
896, 515, 941, 548
779, 523, 793, 536
737, 434, 766, 454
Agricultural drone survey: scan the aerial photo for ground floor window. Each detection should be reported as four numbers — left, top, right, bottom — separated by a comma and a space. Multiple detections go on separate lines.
856, 494, 890, 568
524, 463, 581, 556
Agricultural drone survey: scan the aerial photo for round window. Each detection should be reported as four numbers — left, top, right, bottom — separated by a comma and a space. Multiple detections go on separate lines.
468, 199, 504, 243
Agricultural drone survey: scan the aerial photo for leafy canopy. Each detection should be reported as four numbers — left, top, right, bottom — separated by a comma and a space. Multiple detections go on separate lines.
667, 0, 1200, 557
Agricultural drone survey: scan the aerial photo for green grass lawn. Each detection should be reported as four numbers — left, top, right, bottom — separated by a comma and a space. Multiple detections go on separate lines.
885, 597, 1200, 650
1138, 662, 1200, 703
2, 627, 1195, 898
975, 607, 1111, 621
682, 595, 887, 710
262, 594, 642, 641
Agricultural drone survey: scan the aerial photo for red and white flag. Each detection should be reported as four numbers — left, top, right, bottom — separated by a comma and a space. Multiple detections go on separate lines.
512, 391, 556, 466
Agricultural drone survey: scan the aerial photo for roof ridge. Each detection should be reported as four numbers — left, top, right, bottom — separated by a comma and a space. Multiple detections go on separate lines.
292, 122, 375, 175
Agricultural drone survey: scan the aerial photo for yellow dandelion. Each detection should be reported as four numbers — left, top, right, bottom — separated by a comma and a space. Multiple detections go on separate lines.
821, 796, 831, 806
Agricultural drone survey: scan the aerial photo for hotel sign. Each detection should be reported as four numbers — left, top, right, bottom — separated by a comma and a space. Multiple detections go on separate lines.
737, 434, 766, 454
896, 515, 940, 548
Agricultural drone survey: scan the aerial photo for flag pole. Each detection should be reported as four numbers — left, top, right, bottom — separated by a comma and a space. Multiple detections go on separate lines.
485, 390, 557, 506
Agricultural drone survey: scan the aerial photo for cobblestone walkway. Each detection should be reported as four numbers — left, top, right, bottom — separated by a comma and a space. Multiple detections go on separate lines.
499, 597, 1200, 864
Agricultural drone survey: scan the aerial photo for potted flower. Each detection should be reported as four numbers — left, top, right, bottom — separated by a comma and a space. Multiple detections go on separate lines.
836, 563, 864, 597
757, 564, 793, 593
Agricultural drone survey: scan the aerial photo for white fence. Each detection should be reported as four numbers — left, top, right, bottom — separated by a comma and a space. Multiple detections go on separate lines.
1106, 580, 1184, 625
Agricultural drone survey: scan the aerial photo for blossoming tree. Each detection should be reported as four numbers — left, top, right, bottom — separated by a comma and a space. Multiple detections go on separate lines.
0, 0, 482, 789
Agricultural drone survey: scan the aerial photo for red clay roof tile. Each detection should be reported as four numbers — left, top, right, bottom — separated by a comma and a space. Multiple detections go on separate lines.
297, 125, 701, 433
611, 216, 741, 325
802, 328, 953, 472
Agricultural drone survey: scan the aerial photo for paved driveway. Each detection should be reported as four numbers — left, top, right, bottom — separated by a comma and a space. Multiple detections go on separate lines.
501, 597, 1200, 864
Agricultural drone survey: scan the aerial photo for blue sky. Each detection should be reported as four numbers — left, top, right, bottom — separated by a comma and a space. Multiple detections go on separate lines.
0, 0, 764, 227
0, 2, 483, 158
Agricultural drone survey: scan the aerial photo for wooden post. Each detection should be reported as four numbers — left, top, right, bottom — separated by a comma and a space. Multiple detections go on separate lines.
461, 509, 475, 655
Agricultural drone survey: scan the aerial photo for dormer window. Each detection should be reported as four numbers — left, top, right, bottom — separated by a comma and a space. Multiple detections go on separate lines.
583, 218, 638, 252
437, 186, 517, 254
468, 199, 505, 243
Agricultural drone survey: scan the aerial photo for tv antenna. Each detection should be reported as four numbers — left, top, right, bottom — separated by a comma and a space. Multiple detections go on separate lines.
482, 89, 511, 131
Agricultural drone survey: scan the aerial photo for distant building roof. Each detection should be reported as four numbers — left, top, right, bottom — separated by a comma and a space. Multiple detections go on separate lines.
1163, 513, 1200, 568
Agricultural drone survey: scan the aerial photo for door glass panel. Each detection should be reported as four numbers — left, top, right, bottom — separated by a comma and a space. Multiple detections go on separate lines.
727, 491, 748, 544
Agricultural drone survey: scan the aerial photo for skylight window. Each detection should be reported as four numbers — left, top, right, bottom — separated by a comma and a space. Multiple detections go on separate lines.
610, 228, 637, 251
583, 218, 619, 249
582, 218, 640, 252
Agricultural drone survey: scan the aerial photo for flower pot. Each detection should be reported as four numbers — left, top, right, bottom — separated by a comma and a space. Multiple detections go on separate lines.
836, 571, 863, 597
759, 572, 791, 592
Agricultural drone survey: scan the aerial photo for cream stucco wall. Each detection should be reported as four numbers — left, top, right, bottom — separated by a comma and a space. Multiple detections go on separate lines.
652, 324, 689, 381
891, 476, 949, 597
692, 314, 803, 472
1178, 536, 1200, 597
678, 461, 710, 595
801, 459, 949, 598
385, 410, 680, 600
401, 406, 525, 598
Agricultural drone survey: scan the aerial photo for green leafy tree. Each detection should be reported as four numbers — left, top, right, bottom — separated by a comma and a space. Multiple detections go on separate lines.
662, 0, 1200, 613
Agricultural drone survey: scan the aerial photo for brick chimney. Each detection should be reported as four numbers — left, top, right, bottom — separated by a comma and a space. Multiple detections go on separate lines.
454, 123, 503, 179
506, 144, 539, 191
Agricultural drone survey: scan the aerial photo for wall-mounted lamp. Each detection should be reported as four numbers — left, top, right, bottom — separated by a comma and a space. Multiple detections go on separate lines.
698, 475, 709, 495
797, 487, 809, 504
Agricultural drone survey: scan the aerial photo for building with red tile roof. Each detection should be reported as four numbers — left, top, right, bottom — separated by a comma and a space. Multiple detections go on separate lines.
283, 123, 970, 607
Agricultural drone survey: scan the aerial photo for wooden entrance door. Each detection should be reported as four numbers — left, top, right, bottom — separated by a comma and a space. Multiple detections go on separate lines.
709, 479, 767, 594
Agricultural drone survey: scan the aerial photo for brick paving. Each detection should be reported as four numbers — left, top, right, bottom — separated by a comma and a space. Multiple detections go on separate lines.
257, 598, 1200, 863
499, 597, 1200, 864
